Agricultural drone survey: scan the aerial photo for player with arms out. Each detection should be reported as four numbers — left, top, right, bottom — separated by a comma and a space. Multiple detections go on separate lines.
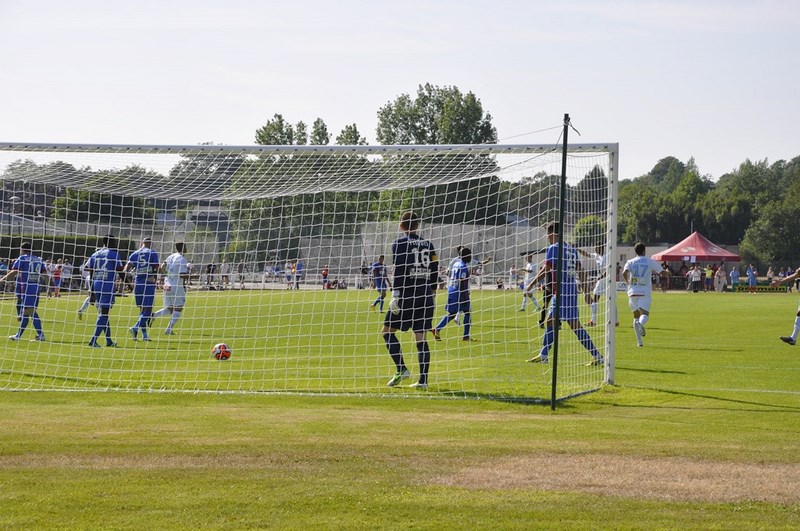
124, 237, 159, 341
578, 244, 618, 327
85, 235, 123, 347
368, 255, 392, 312
431, 247, 491, 341
622, 242, 663, 347
526, 223, 603, 366
383, 211, 439, 390
151, 242, 189, 335
3, 242, 46, 341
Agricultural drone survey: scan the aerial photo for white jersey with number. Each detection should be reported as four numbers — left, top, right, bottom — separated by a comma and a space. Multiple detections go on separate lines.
623, 255, 661, 297
164, 252, 188, 288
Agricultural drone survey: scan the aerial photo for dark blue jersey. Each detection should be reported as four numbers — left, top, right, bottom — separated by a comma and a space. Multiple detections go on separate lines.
127, 247, 159, 284
11, 253, 44, 298
87, 247, 122, 293
391, 233, 438, 295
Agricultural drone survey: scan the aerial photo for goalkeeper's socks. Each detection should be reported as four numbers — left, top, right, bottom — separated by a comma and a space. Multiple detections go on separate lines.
416, 340, 430, 385
792, 317, 800, 341
383, 333, 405, 370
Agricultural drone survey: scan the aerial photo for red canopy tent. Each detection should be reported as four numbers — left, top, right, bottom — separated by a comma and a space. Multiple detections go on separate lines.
651, 231, 741, 262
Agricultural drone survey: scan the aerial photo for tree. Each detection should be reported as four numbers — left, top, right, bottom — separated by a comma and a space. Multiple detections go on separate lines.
376, 83, 497, 145
310, 118, 330, 146
335, 124, 367, 145
255, 114, 306, 145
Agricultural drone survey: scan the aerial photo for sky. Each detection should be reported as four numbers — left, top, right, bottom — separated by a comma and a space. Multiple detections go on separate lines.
1, 0, 798, 181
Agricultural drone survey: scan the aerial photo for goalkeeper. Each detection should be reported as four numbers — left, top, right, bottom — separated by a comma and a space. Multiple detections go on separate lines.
382, 211, 439, 390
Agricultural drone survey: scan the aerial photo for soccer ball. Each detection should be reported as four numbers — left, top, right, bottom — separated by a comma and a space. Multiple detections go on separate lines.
212, 343, 231, 361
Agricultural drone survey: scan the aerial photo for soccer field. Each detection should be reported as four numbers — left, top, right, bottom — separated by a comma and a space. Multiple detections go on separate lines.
0, 287, 610, 400
1, 290, 799, 529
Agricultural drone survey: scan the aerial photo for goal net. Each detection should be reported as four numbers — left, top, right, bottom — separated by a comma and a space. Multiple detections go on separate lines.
0, 142, 617, 402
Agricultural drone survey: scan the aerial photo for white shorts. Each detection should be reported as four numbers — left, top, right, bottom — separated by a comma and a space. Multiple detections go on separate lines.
628, 293, 652, 313
593, 279, 606, 297
164, 284, 187, 308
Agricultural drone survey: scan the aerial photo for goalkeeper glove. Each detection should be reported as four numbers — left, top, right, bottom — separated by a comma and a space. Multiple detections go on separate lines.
389, 291, 402, 315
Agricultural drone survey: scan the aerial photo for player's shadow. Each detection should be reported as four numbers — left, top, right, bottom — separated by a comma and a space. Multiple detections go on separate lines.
617, 366, 687, 375
620, 386, 800, 413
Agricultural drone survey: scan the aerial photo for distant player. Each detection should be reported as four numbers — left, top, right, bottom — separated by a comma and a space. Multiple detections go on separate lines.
622, 242, 663, 347
151, 242, 189, 335
124, 237, 159, 341
3, 242, 46, 341
518, 253, 541, 312
383, 211, 439, 390
578, 245, 618, 327
369, 255, 392, 312
85, 235, 123, 348
432, 247, 477, 341
771, 268, 800, 345
526, 223, 603, 366
76, 255, 96, 320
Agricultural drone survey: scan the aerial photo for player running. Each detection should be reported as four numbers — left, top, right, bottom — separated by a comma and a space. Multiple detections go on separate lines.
622, 242, 663, 347
3, 242, 46, 341
124, 237, 159, 341
368, 255, 392, 312
151, 242, 189, 335
578, 244, 618, 327
770, 267, 800, 345
526, 223, 603, 366
85, 235, 123, 348
383, 211, 439, 390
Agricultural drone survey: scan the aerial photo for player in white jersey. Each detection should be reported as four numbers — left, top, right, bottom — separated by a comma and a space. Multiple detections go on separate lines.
518, 253, 541, 311
578, 245, 618, 327
151, 242, 189, 335
770, 267, 800, 345
622, 242, 663, 347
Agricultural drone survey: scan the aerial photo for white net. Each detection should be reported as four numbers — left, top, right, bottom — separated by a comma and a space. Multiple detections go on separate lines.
0, 142, 617, 401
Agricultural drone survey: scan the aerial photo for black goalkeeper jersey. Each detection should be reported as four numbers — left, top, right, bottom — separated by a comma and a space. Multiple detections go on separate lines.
391, 233, 438, 295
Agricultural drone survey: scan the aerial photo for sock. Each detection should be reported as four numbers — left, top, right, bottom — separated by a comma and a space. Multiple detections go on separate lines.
463, 312, 472, 339
521, 294, 527, 309
639, 314, 649, 326
435, 314, 453, 331
540, 326, 554, 358
78, 296, 91, 313
383, 333, 405, 371
792, 317, 800, 341
32, 313, 43, 336
166, 310, 181, 332
372, 296, 382, 307
591, 302, 598, 322
16, 315, 29, 337
16, 299, 22, 319
378, 298, 385, 312
575, 328, 601, 359
416, 340, 430, 385
92, 314, 109, 343
152, 308, 170, 318
138, 309, 152, 337
633, 318, 642, 343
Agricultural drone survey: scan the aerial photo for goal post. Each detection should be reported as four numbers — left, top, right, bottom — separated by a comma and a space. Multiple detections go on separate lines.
0, 141, 618, 402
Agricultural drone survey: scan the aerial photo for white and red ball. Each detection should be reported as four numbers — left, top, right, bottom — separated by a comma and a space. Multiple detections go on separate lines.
212, 343, 232, 361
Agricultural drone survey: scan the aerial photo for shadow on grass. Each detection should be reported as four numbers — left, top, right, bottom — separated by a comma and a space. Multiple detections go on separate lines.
617, 366, 688, 375
619, 385, 800, 412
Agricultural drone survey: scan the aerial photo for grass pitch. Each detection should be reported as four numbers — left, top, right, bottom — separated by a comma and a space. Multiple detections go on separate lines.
1, 289, 800, 529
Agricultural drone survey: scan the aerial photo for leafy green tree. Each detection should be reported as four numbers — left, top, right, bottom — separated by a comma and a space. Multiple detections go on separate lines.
255, 114, 307, 145
376, 83, 497, 145
573, 215, 607, 247
310, 118, 330, 146
335, 124, 367, 145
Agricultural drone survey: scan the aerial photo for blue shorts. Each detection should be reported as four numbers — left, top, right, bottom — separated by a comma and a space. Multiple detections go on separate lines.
384, 291, 434, 332
444, 291, 470, 315
134, 282, 156, 308
375, 279, 388, 292
94, 290, 116, 309
548, 291, 580, 322
20, 291, 40, 309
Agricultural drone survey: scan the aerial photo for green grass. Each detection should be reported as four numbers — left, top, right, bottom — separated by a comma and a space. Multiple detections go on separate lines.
1, 289, 800, 529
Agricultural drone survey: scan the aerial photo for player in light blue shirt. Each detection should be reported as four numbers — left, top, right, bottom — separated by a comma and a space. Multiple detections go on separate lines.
3, 242, 46, 341
85, 235, 122, 347
526, 223, 603, 365
432, 247, 473, 341
124, 237, 159, 341
369, 255, 392, 312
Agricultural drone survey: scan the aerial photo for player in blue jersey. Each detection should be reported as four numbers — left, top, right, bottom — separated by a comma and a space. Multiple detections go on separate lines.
383, 211, 439, 390
368, 255, 392, 312
526, 223, 603, 366
124, 237, 160, 341
431, 247, 492, 341
3, 242, 46, 341
85, 235, 123, 348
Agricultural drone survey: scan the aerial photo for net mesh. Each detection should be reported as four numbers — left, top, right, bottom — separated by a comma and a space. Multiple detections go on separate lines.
0, 142, 617, 401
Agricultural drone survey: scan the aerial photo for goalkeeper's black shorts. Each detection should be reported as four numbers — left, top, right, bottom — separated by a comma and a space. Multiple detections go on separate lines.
384, 291, 434, 333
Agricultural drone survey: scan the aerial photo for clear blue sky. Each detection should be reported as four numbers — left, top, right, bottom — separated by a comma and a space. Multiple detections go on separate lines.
1, 0, 798, 180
